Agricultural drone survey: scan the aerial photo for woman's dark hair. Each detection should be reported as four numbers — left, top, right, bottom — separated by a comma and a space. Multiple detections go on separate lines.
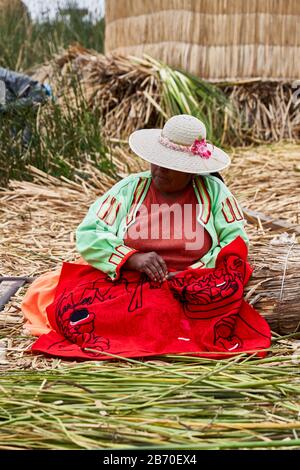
210, 172, 224, 183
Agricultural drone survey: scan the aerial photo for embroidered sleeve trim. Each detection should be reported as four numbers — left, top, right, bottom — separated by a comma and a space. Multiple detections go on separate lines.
114, 248, 138, 281
108, 245, 138, 280
221, 196, 244, 223
126, 178, 148, 226
194, 176, 211, 225
96, 195, 112, 220
96, 195, 122, 226
229, 196, 244, 220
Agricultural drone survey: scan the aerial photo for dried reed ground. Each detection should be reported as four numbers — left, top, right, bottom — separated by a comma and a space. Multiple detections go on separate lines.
0, 143, 299, 449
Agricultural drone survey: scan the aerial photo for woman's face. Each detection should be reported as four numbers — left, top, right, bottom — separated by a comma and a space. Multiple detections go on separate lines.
151, 164, 193, 193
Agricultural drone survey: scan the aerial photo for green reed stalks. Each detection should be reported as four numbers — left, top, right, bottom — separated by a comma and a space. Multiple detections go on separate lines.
0, 349, 299, 450
0, 71, 116, 186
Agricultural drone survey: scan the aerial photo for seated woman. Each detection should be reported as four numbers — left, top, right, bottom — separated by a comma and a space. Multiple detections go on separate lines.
21, 114, 270, 359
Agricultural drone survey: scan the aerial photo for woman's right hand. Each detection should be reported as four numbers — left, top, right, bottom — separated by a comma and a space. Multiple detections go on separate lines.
123, 252, 168, 283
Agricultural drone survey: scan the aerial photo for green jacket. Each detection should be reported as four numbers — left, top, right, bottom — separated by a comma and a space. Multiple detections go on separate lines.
75, 170, 249, 281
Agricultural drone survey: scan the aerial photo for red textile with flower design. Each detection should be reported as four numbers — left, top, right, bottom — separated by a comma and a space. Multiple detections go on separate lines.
29, 236, 271, 361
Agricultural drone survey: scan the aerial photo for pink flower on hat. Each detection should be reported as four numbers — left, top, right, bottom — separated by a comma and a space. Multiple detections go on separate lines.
190, 138, 212, 159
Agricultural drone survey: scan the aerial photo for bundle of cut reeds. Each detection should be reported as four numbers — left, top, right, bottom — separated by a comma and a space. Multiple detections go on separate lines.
32, 44, 230, 147
223, 80, 300, 143
246, 242, 300, 334
31, 45, 300, 146
33, 45, 230, 144
0, 350, 300, 449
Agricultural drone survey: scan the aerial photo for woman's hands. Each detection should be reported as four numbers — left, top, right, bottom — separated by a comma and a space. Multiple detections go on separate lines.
123, 252, 168, 283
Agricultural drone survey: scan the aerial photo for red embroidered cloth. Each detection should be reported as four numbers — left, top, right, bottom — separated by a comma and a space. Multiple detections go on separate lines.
29, 236, 271, 361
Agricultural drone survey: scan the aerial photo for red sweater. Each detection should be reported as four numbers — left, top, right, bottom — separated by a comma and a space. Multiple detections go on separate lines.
124, 180, 212, 271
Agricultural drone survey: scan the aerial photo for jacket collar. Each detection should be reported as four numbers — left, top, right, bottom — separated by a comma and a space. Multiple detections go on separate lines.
126, 171, 212, 227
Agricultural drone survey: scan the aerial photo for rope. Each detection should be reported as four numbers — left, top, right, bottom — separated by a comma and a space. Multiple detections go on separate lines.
279, 241, 295, 302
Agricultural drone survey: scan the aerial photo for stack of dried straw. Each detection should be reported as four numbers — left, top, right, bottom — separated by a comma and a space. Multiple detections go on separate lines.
31, 44, 300, 144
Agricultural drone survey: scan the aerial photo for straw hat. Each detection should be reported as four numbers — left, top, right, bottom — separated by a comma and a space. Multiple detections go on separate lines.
128, 114, 230, 174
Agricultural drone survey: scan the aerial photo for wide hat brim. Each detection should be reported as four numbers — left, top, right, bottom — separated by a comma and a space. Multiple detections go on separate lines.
129, 128, 230, 174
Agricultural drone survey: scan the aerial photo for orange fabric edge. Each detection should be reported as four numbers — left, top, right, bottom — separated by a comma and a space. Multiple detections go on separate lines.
21, 257, 89, 337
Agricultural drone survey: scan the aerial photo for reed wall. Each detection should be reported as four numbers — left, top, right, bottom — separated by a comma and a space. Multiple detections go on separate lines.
105, 0, 299, 80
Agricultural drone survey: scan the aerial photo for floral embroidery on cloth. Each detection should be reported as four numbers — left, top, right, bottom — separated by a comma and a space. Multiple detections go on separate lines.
29, 236, 271, 361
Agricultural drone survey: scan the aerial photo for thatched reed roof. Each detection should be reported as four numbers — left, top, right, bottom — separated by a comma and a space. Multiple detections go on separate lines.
105, 0, 299, 81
